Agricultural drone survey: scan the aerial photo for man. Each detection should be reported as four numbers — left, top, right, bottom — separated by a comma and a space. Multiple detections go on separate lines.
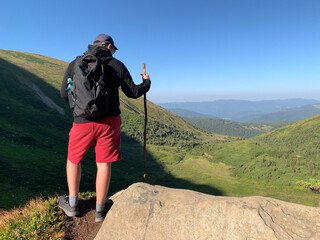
58, 33, 151, 222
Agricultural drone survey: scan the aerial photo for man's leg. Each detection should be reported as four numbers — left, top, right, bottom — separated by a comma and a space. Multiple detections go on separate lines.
94, 116, 120, 222
58, 121, 93, 217
67, 160, 81, 197
96, 162, 112, 204
57, 160, 81, 217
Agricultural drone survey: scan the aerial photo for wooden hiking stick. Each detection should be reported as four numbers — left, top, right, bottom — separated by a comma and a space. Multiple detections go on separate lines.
143, 63, 147, 182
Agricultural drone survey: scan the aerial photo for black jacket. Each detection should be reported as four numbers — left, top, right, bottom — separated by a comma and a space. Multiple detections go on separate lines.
60, 45, 151, 123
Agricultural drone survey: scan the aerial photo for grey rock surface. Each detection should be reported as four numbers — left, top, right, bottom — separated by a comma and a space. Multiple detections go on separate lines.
95, 182, 320, 240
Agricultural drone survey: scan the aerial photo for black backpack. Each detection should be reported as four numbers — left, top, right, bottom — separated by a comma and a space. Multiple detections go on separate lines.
70, 54, 111, 119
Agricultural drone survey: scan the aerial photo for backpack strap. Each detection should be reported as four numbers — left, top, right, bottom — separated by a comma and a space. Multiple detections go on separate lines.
97, 57, 113, 84
89, 57, 113, 96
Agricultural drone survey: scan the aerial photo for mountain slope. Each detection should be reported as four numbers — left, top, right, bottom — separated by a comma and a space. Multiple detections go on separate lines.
0, 50, 76, 208
208, 114, 320, 186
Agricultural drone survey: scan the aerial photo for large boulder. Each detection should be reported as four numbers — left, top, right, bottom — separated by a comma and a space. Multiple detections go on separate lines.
95, 182, 320, 240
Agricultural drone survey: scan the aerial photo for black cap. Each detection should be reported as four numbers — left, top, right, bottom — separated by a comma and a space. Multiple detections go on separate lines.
93, 33, 118, 50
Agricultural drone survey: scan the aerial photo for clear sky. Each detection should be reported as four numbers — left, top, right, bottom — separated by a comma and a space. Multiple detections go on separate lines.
1, 0, 319, 103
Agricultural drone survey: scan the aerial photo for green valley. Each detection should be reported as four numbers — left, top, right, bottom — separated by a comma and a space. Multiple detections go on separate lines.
183, 117, 295, 138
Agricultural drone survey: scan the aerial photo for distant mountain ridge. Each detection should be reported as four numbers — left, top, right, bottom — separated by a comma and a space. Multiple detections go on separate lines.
158, 99, 320, 122
246, 104, 320, 122
167, 108, 217, 118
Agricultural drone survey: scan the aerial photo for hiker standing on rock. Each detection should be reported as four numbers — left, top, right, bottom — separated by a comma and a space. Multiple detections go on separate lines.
58, 33, 151, 222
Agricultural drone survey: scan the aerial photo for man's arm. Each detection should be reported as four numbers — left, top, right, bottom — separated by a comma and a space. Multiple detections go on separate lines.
118, 63, 151, 99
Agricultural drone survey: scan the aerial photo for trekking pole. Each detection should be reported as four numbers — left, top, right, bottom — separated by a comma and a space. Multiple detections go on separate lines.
142, 63, 147, 182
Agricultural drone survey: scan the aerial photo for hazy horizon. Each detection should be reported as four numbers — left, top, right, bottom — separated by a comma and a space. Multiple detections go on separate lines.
151, 93, 320, 103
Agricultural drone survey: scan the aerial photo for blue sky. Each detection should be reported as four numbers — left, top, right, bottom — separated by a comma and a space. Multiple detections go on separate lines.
1, 0, 319, 103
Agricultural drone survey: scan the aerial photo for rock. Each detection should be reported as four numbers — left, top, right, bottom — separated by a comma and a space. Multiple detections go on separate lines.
95, 182, 320, 240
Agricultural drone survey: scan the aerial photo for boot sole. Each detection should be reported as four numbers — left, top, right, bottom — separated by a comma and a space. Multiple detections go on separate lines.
57, 202, 79, 217
58, 205, 79, 217
95, 216, 104, 222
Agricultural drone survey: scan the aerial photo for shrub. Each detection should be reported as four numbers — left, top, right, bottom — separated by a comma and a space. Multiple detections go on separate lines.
0, 197, 66, 240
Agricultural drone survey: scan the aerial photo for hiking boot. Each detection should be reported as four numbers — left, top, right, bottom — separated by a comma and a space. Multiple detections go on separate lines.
57, 196, 79, 217
95, 199, 114, 223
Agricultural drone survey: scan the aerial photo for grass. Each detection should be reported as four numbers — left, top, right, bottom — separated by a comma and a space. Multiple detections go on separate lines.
200, 115, 320, 187
0, 138, 66, 209
148, 145, 320, 207
0, 197, 66, 240
0, 49, 68, 89
0, 191, 98, 240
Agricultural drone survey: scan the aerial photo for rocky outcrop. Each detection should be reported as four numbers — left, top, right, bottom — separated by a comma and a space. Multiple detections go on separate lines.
95, 182, 320, 240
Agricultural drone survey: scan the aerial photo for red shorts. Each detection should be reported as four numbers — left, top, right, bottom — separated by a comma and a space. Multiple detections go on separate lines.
67, 116, 122, 165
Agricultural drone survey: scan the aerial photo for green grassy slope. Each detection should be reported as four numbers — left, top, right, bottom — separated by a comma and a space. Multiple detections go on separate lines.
120, 94, 225, 147
209, 114, 320, 186
0, 50, 73, 208
0, 50, 68, 89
